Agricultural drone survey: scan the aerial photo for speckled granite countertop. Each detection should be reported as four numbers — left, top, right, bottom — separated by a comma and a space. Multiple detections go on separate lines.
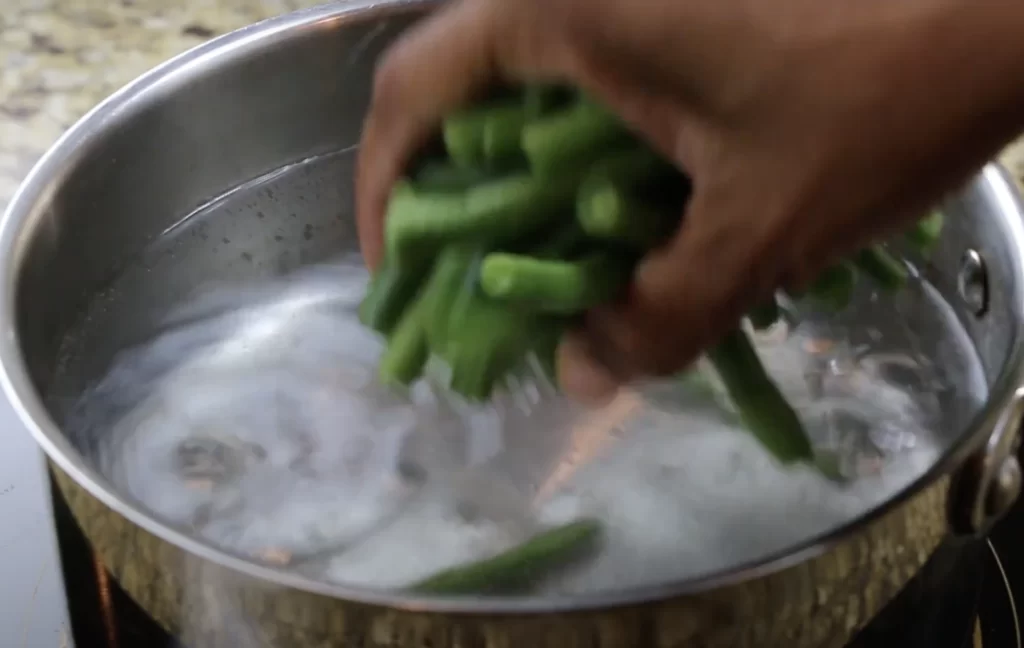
0, 0, 325, 208
1, 0, 1024, 209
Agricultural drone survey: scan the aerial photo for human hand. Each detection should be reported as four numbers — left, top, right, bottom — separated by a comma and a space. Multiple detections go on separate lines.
356, 0, 1024, 402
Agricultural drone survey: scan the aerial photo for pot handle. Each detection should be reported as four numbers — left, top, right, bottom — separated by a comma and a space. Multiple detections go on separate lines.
946, 386, 1024, 537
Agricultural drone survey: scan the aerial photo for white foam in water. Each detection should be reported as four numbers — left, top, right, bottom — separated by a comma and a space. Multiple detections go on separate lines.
69, 256, 984, 595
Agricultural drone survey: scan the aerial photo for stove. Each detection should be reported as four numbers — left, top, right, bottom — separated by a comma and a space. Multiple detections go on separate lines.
2, 395, 1021, 647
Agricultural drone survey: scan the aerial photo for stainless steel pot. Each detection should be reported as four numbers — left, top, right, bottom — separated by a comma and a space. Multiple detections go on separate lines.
4, 2, 1024, 646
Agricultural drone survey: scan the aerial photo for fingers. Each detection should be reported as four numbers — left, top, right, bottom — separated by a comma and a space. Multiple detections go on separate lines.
356, 1, 498, 269
557, 188, 780, 399
356, 0, 585, 270
355, 0, 709, 270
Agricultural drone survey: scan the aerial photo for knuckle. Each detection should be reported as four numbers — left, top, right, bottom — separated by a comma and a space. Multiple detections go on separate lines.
370, 47, 407, 110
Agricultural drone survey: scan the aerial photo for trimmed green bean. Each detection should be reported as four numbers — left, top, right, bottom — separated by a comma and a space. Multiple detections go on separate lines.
523, 84, 576, 118
854, 245, 908, 291
576, 178, 677, 249
409, 519, 602, 594
803, 262, 858, 312
585, 147, 679, 194
442, 292, 540, 400
385, 173, 581, 261
482, 104, 530, 164
358, 256, 428, 336
529, 222, 588, 259
411, 162, 497, 193
707, 329, 814, 464
748, 298, 781, 331
442, 109, 490, 168
460, 173, 580, 241
905, 210, 944, 253
378, 295, 430, 387
383, 184, 467, 264
522, 100, 634, 175
479, 253, 631, 314
420, 245, 480, 356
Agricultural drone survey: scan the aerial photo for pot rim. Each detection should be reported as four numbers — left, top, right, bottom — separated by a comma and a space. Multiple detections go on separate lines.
2, 0, 1024, 615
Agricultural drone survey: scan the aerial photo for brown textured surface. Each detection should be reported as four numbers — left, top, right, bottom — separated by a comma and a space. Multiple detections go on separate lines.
53, 462, 950, 648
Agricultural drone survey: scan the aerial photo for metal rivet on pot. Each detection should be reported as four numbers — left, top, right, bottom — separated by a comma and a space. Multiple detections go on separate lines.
957, 249, 990, 317
984, 457, 1022, 521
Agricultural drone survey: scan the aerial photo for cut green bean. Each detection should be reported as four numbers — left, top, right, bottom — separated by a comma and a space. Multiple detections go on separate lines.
523, 84, 575, 118
905, 210, 944, 254
854, 245, 908, 291
482, 104, 530, 164
529, 222, 588, 259
581, 146, 681, 195
748, 298, 780, 331
442, 292, 540, 400
803, 262, 858, 312
447, 320, 522, 401
358, 256, 428, 337
386, 173, 581, 260
383, 185, 467, 264
411, 162, 497, 193
577, 178, 677, 249
460, 173, 580, 242
442, 109, 490, 168
707, 329, 814, 464
479, 253, 631, 314
378, 295, 429, 388
522, 100, 634, 175
409, 519, 603, 594
420, 245, 480, 356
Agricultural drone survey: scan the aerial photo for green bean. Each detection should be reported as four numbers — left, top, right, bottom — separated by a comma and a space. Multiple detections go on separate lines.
854, 245, 908, 291
445, 303, 542, 400
482, 104, 530, 164
479, 253, 631, 314
905, 210, 944, 254
420, 245, 480, 357
411, 161, 497, 193
707, 329, 814, 464
442, 109, 490, 168
803, 262, 858, 312
576, 179, 677, 249
748, 298, 781, 331
378, 294, 430, 388
385, 173, 581, 261
383, 184, 467, 264
447, 318, 525, 401
523, 84, 576, 118
358, 256, 429, 337
409, 519, 603, 594
528, 222, 588, 259
460, 173, 580, 242
522, 100, 634, 175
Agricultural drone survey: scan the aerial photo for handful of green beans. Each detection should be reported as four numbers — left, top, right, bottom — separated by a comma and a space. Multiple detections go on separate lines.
360, 84, 945, 469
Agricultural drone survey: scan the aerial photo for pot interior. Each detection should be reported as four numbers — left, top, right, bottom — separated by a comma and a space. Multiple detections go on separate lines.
5, 1, 1024, 606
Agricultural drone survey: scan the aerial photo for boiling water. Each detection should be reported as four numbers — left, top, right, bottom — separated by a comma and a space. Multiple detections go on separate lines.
51, 155, 988, 596
57, 259, 987, 596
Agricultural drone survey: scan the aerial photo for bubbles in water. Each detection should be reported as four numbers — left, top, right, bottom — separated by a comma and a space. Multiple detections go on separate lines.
62, 254, 985, 596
